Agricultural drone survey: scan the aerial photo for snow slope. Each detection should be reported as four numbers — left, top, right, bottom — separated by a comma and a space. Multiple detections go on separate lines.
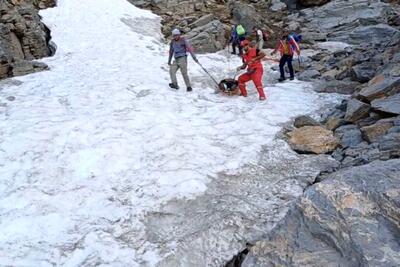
0, 0, 338, 265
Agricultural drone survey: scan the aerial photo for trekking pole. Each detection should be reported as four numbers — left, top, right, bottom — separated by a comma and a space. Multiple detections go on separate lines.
196, 61, 220, 86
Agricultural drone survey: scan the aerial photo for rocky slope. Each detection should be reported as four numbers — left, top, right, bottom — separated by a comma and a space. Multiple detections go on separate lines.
127, 0, 400, 266
0, 0, 55, 79
238, 1, 400, 266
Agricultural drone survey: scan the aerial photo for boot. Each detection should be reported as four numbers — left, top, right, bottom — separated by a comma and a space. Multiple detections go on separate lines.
169, 83, 179, 89
187, 87, 193, 92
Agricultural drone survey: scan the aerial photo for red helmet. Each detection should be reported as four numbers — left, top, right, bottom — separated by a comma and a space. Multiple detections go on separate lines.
241, 40, 250, 47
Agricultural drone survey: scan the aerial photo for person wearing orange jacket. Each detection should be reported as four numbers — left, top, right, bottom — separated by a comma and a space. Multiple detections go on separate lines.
236, 40, 267, 101
272, 33, 300, 82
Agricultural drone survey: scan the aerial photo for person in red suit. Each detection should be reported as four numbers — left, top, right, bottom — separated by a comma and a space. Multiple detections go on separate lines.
236, 40, 266, 101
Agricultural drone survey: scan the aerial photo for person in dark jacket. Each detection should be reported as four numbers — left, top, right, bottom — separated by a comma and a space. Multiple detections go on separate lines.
168, 29, 198, 91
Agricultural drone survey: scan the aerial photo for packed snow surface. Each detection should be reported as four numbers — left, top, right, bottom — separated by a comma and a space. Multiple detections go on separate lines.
0, 0, 338, 266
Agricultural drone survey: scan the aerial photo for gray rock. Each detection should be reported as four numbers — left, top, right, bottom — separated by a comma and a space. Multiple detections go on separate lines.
314, 79, 359, 95
270, 0, 287, 12
371, 93, 400, 115
344, 99, 370, 122
388, 126, 400, 134
294, 115, 321, 128
230, 2, 262, 32
358, 75, 400, 102
186, 20, 226, 53
351, 62, 377, 83
335, 124, 363, 148
189, 14, 214, 28
361, 119, 394, 143
298, 69, 320, 81
378, 132, 400, 152
331, 24, 400, 47
243, 159, 400, 267
0, 0, 54, 79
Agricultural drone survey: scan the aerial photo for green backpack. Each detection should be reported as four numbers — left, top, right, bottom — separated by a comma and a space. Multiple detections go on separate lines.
236, 24, 246, 36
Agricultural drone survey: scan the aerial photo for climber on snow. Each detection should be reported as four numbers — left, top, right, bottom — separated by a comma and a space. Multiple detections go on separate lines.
236, 40, 267, 101
168, 28, 198, 92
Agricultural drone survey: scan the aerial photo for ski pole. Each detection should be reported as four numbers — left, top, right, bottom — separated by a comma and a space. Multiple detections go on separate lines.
196, 61, 219, 86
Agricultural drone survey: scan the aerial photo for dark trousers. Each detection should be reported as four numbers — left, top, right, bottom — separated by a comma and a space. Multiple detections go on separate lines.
279, 55, 294, 79
232, 41, 243, 55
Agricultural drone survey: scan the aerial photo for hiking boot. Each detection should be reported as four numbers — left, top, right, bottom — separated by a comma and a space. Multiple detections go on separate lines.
187, 87, 193, 92
169, 83, 179, 89
231, 52, 236, 55
290, 77, 295, 81
259, 96, 266, 101
278, 77, 286, 82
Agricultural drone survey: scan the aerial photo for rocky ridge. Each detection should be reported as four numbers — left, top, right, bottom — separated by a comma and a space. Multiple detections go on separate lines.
0, 0, 55, 80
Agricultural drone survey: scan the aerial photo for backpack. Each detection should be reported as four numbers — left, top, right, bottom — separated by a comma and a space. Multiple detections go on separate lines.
262, 30, 269, 42
236, 25, 246, 36
289, 32, 302, 43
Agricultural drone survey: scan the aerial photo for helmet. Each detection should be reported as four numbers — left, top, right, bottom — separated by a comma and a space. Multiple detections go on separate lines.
172, 29, 181, 36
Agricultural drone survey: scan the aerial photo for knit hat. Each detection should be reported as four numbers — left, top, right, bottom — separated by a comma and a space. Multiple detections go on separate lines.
172, 29, 181, 36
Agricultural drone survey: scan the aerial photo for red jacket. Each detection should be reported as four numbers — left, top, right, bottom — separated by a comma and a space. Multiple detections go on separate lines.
276, 37, 300, 56
243, 48, 263, 70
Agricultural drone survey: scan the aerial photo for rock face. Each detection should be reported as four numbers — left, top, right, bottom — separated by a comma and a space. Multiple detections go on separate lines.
128, 0, 232, 53
243, 159, 400, 267
288, 126, 339, 154
371, 93, 400, 115
0, 0, 55, 79
344, 99, 370, 122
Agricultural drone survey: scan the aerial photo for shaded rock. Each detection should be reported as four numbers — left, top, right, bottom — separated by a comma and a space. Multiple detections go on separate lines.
344, 98, 370, 122
361, 119, 394, 143
335, 124, 363, 148
242, 159, 400, 267
351, 62, 377, 83
186, 20, 226, 53
314, 79, 359, 94
388, 126, 400, 134
288, 126, 339, 154
297, 69, 320, 81
294, 115, 321, 128
230, 2, 262, 32
325, 116, 345, 131
378, 132, 400, 153
298, 0, 330, 7
358, 75, 400, 102
189, 14, 214, 28
371, 93, 400, 115
331, 24, 400, 47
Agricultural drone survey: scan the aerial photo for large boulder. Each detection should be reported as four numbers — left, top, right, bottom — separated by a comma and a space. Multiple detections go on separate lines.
288, 126, 340, 154
361, 119, 394, 143
242, 159, 400, 267
230, 1, 262, 32
294, 115, 321, 128
0, 0, 54, 79
330, 24, 400, 47
371, 93, 400, 115
350, 62, 377, 83
358, 75, 400, 102
344, 99, 370, 122
186, 20, 227, 53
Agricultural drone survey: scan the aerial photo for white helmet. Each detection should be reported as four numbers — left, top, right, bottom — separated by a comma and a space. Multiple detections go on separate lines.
172, 29, 181, 36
